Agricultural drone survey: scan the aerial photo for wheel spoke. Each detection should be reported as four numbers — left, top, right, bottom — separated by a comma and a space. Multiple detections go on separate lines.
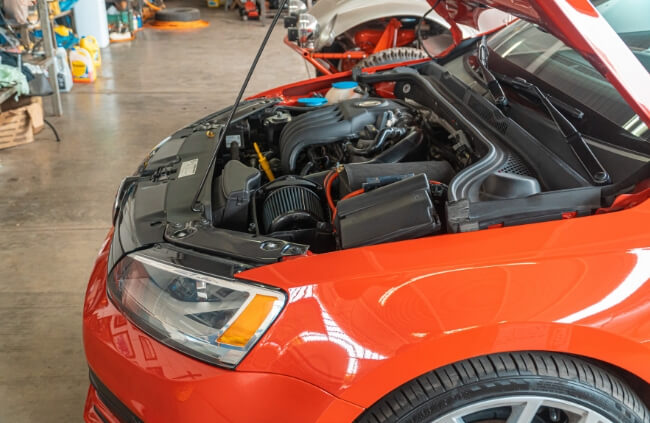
434, 416, 464, 423
429, 395, 613, 423
506, 398, 544, 423
576, 411, 605, 423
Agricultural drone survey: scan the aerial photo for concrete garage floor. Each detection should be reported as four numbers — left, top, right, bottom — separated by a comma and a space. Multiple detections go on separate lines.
0, 5, 309, 421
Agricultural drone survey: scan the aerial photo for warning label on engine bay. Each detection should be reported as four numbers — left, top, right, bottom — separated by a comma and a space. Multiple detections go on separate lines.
179, 158, 198, 178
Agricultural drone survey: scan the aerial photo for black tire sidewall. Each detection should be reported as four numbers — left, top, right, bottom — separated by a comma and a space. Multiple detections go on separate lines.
398, 376, 642, 423
354, 47, 428, 70
155, 7, 201, 22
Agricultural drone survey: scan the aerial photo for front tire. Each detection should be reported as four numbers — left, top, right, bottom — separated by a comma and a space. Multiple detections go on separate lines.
355, 352, 649, 423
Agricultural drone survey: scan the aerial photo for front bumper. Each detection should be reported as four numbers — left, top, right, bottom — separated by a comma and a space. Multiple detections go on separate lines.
82, 232, 363, 423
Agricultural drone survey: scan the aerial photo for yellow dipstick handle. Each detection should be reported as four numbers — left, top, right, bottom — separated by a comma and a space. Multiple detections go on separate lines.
253, 142, 275, 181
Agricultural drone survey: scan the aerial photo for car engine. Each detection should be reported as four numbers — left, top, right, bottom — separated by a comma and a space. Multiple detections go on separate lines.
127, 59, 623, 264
209, 95, 495, 253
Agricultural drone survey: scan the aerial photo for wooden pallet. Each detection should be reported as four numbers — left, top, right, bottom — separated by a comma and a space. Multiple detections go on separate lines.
0, 108, 34, 150
0, 97, 44, 150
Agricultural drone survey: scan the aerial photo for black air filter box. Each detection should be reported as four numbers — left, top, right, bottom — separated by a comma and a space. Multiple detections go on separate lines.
335, 173, 440, 249
213, 160, 261, 230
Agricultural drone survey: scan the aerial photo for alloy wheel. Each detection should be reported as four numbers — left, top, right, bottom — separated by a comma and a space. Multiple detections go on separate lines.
432, 396, 613, 423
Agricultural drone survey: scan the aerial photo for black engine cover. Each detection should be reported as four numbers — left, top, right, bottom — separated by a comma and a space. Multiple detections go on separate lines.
279, 98, 408, 172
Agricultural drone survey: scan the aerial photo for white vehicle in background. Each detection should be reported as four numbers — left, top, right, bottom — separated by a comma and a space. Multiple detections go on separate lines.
283, 0, 512, 75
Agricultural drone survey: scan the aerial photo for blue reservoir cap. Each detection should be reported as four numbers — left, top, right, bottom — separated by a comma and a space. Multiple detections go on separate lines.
332, 81, 359, 89
297, 97, 328, 106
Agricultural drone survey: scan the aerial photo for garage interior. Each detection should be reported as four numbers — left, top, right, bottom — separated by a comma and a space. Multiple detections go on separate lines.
0, 4, 307, 420
1, 0, 650, 421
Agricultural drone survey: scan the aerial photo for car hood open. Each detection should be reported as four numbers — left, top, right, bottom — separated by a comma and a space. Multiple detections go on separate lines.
428, 0, 650, 127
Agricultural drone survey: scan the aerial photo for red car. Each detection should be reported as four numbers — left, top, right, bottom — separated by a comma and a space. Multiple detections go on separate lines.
83, 0, 650, 422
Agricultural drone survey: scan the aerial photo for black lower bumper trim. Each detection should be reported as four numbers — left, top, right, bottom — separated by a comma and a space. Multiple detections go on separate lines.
89, 370, 144, 423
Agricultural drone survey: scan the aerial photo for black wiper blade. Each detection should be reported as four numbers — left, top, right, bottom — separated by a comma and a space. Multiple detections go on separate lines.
477, 36, 508, 110
503, 76, 610, 185
496, 73, 584, 120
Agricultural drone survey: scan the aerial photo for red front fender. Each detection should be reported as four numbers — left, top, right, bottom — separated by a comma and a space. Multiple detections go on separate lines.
337, 322, 650, 407
239, 200, 650, 408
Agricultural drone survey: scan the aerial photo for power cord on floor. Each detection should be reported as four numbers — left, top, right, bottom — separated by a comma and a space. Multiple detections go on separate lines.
44, 119, 61, 142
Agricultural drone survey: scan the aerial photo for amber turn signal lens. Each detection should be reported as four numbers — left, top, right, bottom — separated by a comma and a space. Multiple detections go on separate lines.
218, 295, 277, 347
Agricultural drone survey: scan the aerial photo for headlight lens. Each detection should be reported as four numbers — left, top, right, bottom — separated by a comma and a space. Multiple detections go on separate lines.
288, 0, 307, 16
107, 251, 285, 367
298, 13, 319, 48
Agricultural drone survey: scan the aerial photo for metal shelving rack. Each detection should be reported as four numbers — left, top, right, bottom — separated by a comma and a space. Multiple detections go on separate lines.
0, 0, 64, 116
34, 0, 63, 116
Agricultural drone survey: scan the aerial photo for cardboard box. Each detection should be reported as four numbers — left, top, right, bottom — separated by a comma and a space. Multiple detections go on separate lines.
28, 97, 44, 134
0, 97, 44, 150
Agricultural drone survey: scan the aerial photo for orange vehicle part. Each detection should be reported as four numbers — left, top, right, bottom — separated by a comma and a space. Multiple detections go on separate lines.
238, 197, 650, 407
83, 1, 650, 420
83, 232, 364, 422
352, 18, 417, 54
285, 17, 418, 75
84, 190, 650, 420
284, 36, 368, 75
371, 18, 408, 53
373, 81, 397, 98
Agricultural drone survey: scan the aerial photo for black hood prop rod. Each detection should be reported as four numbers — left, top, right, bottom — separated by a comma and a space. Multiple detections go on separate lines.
191, 0, 290, 213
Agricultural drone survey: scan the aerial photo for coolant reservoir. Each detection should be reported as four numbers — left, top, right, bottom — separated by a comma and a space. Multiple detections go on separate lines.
325, 81, 362, 104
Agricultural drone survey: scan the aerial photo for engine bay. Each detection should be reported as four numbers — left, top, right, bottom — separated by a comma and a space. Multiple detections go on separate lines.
209, 93, 550, 253
118, 60, 649, 265
157, 50, 650, 258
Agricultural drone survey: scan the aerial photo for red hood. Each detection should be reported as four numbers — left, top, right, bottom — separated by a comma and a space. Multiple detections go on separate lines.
429, 0, 650, 127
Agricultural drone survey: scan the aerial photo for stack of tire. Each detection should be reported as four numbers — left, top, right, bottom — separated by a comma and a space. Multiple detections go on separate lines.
153, 7, 207, 28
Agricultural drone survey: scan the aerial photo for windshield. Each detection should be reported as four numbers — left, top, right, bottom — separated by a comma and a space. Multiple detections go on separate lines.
487, 0, 650, 140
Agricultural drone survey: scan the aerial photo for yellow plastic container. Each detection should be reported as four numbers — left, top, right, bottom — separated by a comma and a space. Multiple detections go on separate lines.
80, 35, 101, 68
54, 25, 73, 37
49, 0, 61, 16
69, 47, 96, 83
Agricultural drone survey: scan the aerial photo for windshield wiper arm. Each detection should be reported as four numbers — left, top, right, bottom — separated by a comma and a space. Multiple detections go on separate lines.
501, 76, 610, 185
476, 36, 508, 110
495, 73, 584, 120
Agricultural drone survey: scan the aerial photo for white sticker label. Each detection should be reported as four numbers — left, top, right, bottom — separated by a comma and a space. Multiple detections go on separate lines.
178, 158, 199, 178
226, 134, 241, 147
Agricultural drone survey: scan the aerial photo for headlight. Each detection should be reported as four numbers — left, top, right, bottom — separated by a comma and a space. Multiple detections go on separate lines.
298, 13, 319, 48
288, 0, 307, 16
107, 249, 286, 367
